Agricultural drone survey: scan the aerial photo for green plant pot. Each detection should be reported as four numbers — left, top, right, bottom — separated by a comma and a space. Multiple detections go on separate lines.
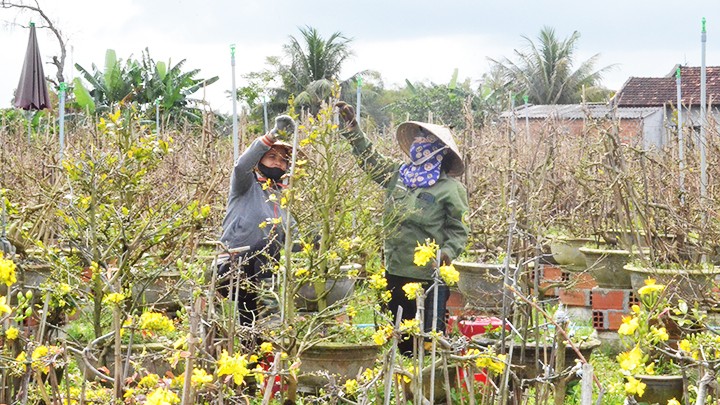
634, 374, 683, 404
624, 264, 720, 304
578, 246, 648, 289
549, 237, 594, 270
298, 341, 381, 388
453, 261, 514, 314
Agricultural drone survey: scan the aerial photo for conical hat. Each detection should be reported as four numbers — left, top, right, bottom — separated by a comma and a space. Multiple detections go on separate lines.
396, 121, 464, 177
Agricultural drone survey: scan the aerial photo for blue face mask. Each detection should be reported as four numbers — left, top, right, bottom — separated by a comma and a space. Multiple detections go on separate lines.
398, 137, 448, 188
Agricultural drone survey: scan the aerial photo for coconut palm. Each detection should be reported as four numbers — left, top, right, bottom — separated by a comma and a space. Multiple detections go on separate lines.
488, 26, 614, 105
281, 26, 353, 110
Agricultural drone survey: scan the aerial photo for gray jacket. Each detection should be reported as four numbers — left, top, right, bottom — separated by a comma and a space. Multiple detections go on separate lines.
220, 137, 295, 250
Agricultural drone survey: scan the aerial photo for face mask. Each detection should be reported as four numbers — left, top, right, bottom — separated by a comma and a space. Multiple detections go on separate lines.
258, 162, 286, 182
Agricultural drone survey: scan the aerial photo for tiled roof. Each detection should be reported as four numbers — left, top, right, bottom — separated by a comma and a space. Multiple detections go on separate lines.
500, 104, 661, 120
613, 65, 720, 107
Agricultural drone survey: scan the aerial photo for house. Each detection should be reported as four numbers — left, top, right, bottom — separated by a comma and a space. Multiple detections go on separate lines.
612, 65, 720, 147
500, 65, 720, 149
500, 103, 664, 147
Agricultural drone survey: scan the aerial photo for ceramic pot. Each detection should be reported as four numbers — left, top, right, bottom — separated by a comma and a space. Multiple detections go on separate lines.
298, 342, 380, 388
549, 237, 594, 271
453, 261, 514, 314
634, 374, 683, 404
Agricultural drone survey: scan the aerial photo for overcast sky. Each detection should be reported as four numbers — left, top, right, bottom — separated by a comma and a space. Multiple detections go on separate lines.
1, 0, 718, 114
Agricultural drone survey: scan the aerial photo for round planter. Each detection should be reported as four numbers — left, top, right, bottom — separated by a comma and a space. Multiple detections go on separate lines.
624, 264, 720, 304
472, 336, 601, 380
19, 263, 52, 289
453, 261, 514, 314
132, 271, 193, 311
579, 246, 648, 289
549, 237, 594, 270
295, 264, 361, 312
298, 341, 380, 388
634, 374, 683, 404
603, 229, 677, 249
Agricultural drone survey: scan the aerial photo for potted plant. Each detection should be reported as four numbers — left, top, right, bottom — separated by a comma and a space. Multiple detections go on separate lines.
453, 251, 516, 314
271, 101, 387, 398
615, 278, 685, 404
578, 241, 649, 289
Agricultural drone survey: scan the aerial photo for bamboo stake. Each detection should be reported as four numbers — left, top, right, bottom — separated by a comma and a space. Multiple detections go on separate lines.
383, 307, 403, 405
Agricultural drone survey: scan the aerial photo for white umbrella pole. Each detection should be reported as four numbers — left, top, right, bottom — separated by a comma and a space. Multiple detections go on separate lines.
58, 82, 66, 161
231, 44, 239, 162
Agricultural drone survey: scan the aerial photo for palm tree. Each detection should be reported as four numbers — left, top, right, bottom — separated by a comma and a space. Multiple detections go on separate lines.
488, 26, 614, 105
280, 26, 353, 113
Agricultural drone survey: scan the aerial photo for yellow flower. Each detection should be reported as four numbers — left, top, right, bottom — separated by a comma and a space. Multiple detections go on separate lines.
380, 290, 392, 303
413, 240, 439, 267
138, 373, 160, 388
103, 292, 126, 305
216, 350, 250, 385
31, 345, 50, 373
144, 388, 180, 405
438, 264, 459, 286
400, 319, 420, 335
644, 362, 655, 375
618, 316, 639, 336
650, 326, 669, 342
402, 282, 423, 300
16, 351, 27, 363
372, 329, 388, 345
6, 326, 19, 340
667, 399, 681, 405
368, 274, 387, 290
347, 305, 357, 318
638, 278, 665, 296
260, 342, 273, 353
344, 378, 359, 395
631, 304, 640, 313
617, 346, 644, 372
139, 312, 175, 335
0, 296, 10, 315
294, 267, 309, 277
0, 253, 17, 287
624, 376, 646, 397
191, 368, 213, 386
678, 339, 692, 352
258, 221, 268, 229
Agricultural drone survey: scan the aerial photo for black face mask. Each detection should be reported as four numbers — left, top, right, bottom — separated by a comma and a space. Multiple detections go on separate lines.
258, 162, 286, 182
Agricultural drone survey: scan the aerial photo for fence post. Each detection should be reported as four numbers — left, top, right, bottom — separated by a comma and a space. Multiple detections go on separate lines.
581, 363, 594, 404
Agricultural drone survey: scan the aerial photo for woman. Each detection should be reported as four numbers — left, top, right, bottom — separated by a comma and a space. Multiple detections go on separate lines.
217, 115, 297, 327
335, 102, 469, 354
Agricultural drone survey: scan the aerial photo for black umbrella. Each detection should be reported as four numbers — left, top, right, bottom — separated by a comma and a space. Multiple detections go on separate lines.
14, 22, 51, 111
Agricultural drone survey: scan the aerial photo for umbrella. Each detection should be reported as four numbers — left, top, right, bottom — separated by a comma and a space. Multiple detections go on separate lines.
14, 22, 51, 111
14, 22, 51, 143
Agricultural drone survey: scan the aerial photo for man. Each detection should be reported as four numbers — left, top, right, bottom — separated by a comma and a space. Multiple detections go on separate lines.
218, 115, 297, 326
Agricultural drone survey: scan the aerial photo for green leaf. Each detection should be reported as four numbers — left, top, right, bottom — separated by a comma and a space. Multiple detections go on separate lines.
448, 68, 458, 90
156, 61, 167, 80
72, 78, 96, 115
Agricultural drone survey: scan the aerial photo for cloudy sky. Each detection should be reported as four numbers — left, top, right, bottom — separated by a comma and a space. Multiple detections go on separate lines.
1, 0, 718, 113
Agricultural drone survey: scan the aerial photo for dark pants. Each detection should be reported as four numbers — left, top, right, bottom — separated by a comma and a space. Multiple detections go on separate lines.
385, 272, 450, 356
217, 240, 280, 327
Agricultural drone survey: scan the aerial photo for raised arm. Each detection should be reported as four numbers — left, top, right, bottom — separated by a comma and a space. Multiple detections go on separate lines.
336, 102, 398, 186
229, 135, 272, 197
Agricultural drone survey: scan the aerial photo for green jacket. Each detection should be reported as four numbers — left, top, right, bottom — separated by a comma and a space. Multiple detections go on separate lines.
341, 127, 470, 280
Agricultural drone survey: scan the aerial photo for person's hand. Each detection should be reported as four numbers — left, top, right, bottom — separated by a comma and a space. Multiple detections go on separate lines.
440, 251, 451, 266
269, 115, 296, 142
335, 101, 357, 129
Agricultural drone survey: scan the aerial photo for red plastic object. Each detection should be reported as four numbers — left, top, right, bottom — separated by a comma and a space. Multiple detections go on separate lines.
448, 316, 509, 338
